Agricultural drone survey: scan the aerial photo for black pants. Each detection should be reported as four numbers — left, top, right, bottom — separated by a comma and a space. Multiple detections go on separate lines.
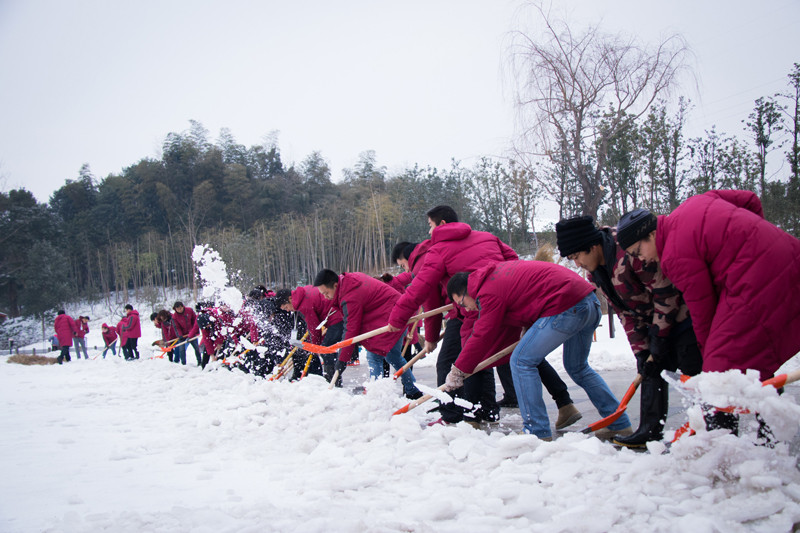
122, 338, 139, 360
435, 319, 499, 422
57, 346, 71, 364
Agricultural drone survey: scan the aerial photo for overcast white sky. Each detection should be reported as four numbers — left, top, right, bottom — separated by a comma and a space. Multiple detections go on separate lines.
0, 0, 798, 206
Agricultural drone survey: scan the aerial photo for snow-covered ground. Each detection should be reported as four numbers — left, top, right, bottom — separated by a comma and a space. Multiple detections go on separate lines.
3, 308, 800, 532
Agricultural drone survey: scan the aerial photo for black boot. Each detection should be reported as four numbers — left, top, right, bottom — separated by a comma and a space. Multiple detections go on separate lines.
614, 375, 668, 448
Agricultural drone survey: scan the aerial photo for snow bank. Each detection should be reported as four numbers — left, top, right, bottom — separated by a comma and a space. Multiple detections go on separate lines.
2, 359, 800, 533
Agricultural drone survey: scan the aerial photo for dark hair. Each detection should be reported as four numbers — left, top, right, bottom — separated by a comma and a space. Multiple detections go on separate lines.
156, 309, 172, 322
313, 268, 339, 288
247, 289, 263, 300
275, 289, 292, 307
172, 301, 184, 310
391, 241, 412, 263
446, 272, 470, 301
124, 304, 133, 311
149, 312, 158, 321
255, 285, 269, 297
426, 205, 458, 225
57, 310, 65, 315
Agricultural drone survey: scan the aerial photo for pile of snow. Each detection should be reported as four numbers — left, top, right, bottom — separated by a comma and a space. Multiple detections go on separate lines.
676, 370, 800, 443
2, 359, 800, 532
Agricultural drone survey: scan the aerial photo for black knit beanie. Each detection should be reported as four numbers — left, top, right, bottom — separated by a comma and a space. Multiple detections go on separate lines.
616, 209, 658, 250
555, 216, 602, 257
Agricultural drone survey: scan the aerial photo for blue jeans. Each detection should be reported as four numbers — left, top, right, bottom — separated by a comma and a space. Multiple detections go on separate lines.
365, 334, 420, 396
74, 337, 89, 359
101, 343, 117, 358
173, 343, 187, 365
510, 292, 630, 438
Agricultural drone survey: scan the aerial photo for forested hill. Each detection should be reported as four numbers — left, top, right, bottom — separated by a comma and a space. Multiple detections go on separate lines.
3, 57, 800, 320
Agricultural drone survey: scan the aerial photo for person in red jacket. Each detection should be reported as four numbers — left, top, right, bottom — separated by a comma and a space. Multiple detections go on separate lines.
54, 310, 78, 364
445, 261, 632, 440
314, 269, 422, 399
74, 316, 90, 359
618, 190, 800, 432
120, 304, 141, 360
387, 205, 579, 426
100, 323, 119, 358
172, 301, 201, 366
277, 286, 344, 384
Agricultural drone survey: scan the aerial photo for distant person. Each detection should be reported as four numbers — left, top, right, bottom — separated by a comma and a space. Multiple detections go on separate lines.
74, 316, 90, 359
172, 301, 201, 366
54, 310, 78, 364
119, 304, 141, 360
100, 323, 119, 358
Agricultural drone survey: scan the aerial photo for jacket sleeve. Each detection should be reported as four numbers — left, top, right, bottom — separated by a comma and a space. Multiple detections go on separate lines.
388, 250, 446, 330
453, 293, 506, 374
338, 300, 362, 363
187, 310, 200, 338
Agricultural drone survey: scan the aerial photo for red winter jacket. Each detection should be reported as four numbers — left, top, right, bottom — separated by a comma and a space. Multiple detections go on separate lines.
291, 285, 342, 345
656, 190, 800, 380
332, 272, 405, 362
155, 318, 178, 343
101, 324, 118, 346
172, 307, 199, 339
116, 319, 128, 345
455, 261, 595, 373
54, 314, 78, 347
388, 223, 518, 343
120, 310, 141, 339
75, 320, 89, 339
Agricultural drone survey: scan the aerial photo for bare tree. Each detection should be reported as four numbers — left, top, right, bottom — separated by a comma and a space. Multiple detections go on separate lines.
508, 1, 690, 219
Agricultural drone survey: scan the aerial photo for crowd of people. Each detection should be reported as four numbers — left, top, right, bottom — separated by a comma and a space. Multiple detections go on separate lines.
50, 190, 800, 447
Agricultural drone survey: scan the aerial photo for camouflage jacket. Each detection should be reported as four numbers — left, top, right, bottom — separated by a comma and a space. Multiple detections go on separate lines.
588, 228, 689, 358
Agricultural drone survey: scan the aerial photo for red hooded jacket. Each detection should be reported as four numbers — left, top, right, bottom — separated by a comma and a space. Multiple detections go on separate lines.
656, 190, 800, 379
75, 319, 89, 339
172, 307, 200, 338
454, 260, 595, 374
120, 310, 141, 339
54, 314, 78, 347
101, 324, 118, 346
388, 223, 518, 343
332, 272, 405, 362
291, 285, 342, 345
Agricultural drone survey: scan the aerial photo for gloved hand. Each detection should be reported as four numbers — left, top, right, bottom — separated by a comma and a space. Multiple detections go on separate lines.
444, 366, 468, 391
648, 335, 669, 362
635, 350, 660, 379
334, 359, 348, 376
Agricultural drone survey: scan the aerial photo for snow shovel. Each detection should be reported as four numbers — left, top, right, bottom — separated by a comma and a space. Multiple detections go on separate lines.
268, 331, 309, 381
291, 304, 453, 354
393, 330, 445, 379
665, 368, 800, 443
392, 341, 520, 416
393, 346, 431, 380
579, 374, 642, 434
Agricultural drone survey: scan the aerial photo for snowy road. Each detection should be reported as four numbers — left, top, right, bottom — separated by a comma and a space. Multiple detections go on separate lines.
2, 351, 800, 533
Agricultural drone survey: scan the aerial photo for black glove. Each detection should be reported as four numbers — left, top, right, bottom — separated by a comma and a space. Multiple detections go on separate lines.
648, 335, 669, 361
334, 360, 347, 375
635, 350, 660, 378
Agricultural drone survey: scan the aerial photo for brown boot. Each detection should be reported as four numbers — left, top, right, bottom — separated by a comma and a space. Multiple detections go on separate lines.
555, 403, 582, 430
